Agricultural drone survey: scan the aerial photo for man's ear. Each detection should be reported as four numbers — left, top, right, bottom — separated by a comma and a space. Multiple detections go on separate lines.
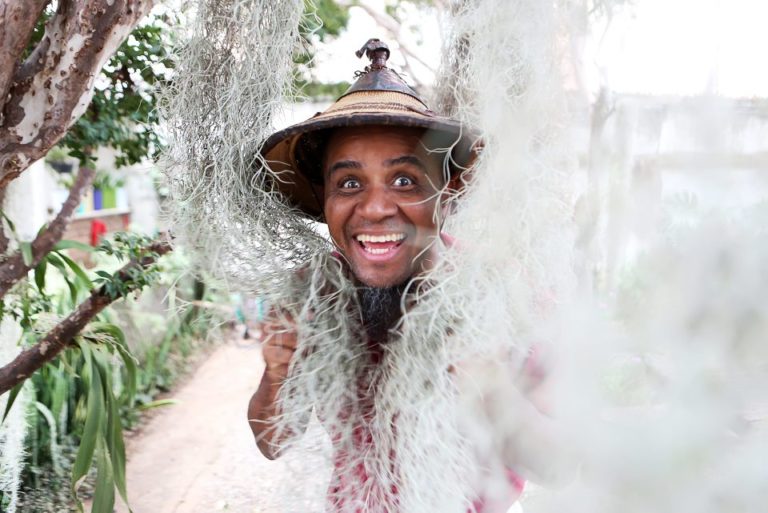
310, 182, 326, 222
440, 160, 477, 218
447, 173, 463, 193
438, 175, 459, 219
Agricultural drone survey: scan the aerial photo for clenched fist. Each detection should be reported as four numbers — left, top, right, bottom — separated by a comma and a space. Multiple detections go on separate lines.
249, 310, 303, 459
261, 312, 299, 384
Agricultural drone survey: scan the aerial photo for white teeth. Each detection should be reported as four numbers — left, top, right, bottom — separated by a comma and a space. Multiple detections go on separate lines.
355, 233, 406, 243
364, 247, 391, 255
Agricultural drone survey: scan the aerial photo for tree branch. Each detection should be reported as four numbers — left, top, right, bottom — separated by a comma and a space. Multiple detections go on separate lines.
0, 0, 50, 117
0, 165, 94, 297
0, 187, 8, 255
0, 240, 172, 395
0, 0, 155, 187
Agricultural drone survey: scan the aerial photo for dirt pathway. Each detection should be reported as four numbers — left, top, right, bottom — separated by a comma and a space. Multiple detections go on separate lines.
107, 333, 530, 513
113, 334, 277, 513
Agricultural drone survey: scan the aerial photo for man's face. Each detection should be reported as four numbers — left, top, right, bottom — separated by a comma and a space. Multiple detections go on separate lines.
323, 126, 444, 288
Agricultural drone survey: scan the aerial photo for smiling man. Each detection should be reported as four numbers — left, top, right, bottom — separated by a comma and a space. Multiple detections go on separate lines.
322, 124, 450, 341
323, 125, 442, 289
246, 40, 560, 513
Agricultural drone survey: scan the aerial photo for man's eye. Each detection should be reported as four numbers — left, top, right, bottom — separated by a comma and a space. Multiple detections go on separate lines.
340, 178, 361, 189
393, 176, 414, 187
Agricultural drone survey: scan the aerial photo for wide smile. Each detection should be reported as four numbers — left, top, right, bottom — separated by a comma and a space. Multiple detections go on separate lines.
353, 232, 407, 261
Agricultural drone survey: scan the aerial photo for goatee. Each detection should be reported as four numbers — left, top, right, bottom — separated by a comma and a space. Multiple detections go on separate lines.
358, 282, 408, 343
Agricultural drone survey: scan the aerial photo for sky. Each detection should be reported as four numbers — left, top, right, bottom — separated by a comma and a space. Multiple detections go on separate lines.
314, 0, 768, 99
590, 0, 768, 97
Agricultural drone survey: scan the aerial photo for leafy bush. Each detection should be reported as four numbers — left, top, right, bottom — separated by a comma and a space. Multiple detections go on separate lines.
0, 234, 222, 513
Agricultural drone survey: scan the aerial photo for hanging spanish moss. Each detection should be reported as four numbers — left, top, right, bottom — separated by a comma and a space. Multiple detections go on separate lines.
163, 0, 768, 512
163, 0, 576, 510
162, 0, 328, 293
0, 318, 27, 513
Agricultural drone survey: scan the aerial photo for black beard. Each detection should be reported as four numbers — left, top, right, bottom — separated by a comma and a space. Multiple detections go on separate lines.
358, 282, 407, 343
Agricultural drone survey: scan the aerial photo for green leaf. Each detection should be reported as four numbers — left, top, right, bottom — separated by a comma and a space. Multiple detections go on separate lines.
137, 398, 179, 410
54, 239, 94, 252
1, 382, 24, 424
20, 241, 33, 266
71, 354, 104, 511
34, 400, 56, 425
33, 401, 58, 444
46, 253, 75, 300
64, 276, 78, 305
107, 388, 129, 508
51, 367, 68, 433
45, 252, 81, 303
56, 251, 93, 290
1, 210, 16, 234
93, 350, 127, 510
91, 437, 115, 513
34, 258, 48, 292
35, 222, 49, 237
93, 322, 137, 402
46, 251, 68, 273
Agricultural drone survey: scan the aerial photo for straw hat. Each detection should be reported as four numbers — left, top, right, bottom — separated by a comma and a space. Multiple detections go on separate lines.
261, 38, 477, 220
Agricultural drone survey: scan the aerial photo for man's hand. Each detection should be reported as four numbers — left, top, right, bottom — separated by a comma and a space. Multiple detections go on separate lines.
261, 313, 299, 384
453, 356, 577, 488
248, 310, 303, 460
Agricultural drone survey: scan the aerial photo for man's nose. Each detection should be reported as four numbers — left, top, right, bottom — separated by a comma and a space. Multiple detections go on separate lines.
357, 185, 397, 221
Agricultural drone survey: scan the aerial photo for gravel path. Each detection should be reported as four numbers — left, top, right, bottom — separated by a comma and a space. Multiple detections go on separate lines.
113, 334, 279, 513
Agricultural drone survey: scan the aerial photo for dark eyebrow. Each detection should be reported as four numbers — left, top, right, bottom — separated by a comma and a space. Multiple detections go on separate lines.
327, 159, 362, 176
383, 155, 427, 174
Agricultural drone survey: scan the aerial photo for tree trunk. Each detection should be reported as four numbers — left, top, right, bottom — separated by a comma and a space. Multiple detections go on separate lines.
0, 0, 155, 188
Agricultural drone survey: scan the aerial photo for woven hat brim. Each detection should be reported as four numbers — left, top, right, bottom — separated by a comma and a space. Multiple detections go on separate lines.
261, 111, 477, 220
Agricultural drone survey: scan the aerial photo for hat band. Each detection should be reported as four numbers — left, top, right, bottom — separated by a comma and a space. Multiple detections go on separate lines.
326, 101, 434, 117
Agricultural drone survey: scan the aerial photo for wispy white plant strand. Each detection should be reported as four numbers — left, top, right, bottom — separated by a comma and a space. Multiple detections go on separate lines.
380, 1, 576, 510
163, 0, 575, 511
0, 318, 27, 513
162, 0, 327, 297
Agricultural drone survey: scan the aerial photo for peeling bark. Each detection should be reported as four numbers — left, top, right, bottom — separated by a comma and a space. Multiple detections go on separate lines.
0, 166, 94, 297
0, 0, 155, 188
0, 0, 50, 116
0, 240, 172, 395
0, 187, 8, 255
